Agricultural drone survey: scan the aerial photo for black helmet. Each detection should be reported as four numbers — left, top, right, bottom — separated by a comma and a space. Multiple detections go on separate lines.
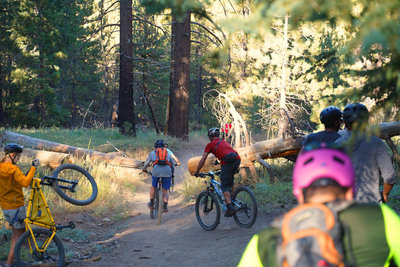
207, 128, 220, 138
343, 103, 369, 124
4, 143, 23, 154
154, 139, 165, 148
320, 106, 342, 125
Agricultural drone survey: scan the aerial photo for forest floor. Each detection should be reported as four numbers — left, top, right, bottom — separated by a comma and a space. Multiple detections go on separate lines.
58, 137, 285, 267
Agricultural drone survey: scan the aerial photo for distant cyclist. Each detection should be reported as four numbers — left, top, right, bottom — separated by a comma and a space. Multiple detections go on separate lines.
335, 103, 397, 203
193, 128, 241, 217
142, 140, 176, 213
302, 106, 342, 147
0, 143, 39, 267
238, 145, 400, 266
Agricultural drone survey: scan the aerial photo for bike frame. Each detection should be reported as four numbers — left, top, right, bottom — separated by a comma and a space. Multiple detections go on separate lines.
203, 172, 239, 211
25, 178, 57, 253
24, 176, 77, 254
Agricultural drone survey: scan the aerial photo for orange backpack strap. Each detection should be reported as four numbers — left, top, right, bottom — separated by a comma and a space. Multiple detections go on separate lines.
153, 148, 171, 167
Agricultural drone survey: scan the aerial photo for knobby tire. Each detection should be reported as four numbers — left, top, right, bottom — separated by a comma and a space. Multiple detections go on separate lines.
195, 191, 221, 231
15, 228, 65, 267
232, 186, 258, 228
52, 164, 98, 206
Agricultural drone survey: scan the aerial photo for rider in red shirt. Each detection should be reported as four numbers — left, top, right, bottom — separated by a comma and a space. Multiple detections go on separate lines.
194, 128, 241, 217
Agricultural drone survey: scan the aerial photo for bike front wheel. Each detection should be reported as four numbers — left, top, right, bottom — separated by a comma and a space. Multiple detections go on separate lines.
232, 186, 258, 228
195, 191, 221, 231
15, 228, 65, 267
52, 164, 98, 206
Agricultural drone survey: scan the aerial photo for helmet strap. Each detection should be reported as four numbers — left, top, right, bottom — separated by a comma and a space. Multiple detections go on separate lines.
7, 153, 17, 165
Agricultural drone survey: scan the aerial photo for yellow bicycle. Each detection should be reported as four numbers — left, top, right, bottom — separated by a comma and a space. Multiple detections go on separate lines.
14, 164, 97, 267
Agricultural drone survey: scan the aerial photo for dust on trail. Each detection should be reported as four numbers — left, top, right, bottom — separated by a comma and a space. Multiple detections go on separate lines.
71, 136, 278, 267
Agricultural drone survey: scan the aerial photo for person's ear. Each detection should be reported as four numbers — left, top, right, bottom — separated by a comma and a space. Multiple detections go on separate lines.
297, 191, 305, 204
345, 187, 353, 200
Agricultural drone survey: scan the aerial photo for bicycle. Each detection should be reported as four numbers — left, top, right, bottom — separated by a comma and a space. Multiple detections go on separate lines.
14, 164, 98, 267
195, 170, 257, 231
150, 178, 164, 225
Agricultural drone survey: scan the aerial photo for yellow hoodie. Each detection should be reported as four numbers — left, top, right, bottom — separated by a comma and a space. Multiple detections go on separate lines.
0, 162, 36, 209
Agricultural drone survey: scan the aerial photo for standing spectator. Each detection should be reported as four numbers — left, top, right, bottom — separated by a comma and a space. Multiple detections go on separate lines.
221, 120, 233, 143
302, 106, 342, 147
0, 143, 39, 267
335, 103, 397, 203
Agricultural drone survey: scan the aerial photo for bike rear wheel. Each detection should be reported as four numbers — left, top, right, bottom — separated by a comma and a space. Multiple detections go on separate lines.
156, 188, 163, 225
232, 186, 257, 228
195, 191, 221, 231
52, 164, 98, 206
15, 228, 65, 267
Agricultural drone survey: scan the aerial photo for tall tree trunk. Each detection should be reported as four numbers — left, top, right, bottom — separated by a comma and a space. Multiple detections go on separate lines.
194, 49, 203, 128
278, 14, 289, 137
167, 12, 191, 140
119, 0, 136, 136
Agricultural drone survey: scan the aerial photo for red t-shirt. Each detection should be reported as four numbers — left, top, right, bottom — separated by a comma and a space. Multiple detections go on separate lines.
204, 138, 240, 165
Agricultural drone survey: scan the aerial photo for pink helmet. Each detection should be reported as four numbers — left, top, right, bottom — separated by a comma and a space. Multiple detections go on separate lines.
292, 147, 354, 199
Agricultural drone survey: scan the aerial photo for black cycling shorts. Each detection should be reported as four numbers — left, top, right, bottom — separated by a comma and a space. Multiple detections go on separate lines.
220, 159, 241, 192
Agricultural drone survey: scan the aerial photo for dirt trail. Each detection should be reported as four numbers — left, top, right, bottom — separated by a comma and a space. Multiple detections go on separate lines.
70, 137, 279, 267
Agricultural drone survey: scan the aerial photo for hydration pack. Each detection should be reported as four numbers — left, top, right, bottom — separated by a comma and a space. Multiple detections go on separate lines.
274, 201, 353, 267
153, 148, 171, 167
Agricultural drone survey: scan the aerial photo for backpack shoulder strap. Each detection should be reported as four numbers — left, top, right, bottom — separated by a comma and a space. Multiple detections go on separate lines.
214, 139, 223, 154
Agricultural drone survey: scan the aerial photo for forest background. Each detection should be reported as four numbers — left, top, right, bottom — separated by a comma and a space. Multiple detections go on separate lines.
1, 0, 399, 141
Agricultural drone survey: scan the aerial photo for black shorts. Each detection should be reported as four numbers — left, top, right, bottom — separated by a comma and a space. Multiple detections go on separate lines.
220, 159, 241, 192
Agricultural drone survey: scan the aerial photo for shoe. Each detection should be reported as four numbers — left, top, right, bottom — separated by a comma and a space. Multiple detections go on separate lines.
1, 263, 16, 267
224, 205, 236, 217
147, 201, 154, 210
163, 202, 168, 213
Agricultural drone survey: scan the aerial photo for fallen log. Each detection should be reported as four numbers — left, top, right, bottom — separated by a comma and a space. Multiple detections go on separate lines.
187, 136, 302, 175
187, 121, 400, 175
22, 148, 72, 169
1, 131, 144, 168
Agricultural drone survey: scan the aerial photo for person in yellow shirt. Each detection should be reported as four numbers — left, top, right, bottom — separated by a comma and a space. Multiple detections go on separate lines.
0, 143, 39, 267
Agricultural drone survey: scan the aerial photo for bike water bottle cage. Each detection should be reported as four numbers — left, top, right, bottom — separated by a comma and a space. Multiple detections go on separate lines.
153, 148, 171, 167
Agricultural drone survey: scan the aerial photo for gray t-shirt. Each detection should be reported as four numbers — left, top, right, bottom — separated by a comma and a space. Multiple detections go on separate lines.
335, 131, 397, 203
142, 150, 175, 178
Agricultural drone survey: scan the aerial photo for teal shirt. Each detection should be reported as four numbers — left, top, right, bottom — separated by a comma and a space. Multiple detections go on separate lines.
238, 203, 400, 267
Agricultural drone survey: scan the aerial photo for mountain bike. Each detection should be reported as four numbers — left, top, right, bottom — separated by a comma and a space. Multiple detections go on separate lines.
150, 178, 164, 225
195, 170, 257, 231
14, 164, 98, 267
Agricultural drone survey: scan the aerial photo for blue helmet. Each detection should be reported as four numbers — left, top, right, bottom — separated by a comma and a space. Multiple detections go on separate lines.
320, 106, 342, 125
154, 140, 165, 148
4, 143, 23, 154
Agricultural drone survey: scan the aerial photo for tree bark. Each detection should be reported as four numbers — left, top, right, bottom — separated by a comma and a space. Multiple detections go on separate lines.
119, 0, 136, 136
167, 13, 191, 140
23, 148, 72, 169
1, 131, 144, 168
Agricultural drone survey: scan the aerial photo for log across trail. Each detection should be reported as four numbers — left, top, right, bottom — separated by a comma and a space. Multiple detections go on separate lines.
187, 121, 400, 174
0, 131, 144, 168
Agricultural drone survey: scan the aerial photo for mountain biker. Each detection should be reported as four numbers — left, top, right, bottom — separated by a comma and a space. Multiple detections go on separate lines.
302, 106, 342, 147
335, 103, 397, 203
238, 144, 400, 266
193, 128, 241, 217
0, 143, 39, 267
142, 140, 176, 213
